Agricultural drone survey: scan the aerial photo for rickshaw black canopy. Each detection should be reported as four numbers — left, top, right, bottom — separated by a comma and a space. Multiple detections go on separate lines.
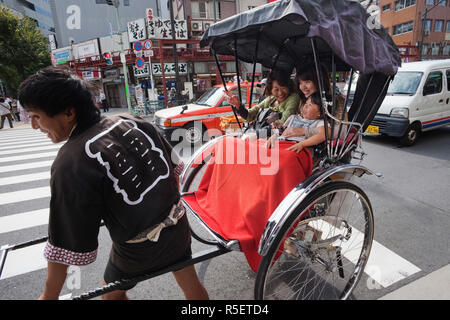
200, 0, 401, 76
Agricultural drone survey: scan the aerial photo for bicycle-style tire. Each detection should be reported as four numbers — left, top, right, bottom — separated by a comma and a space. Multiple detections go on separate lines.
254, 181, 374, 300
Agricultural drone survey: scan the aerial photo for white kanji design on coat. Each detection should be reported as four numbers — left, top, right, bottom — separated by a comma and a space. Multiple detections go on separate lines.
85, 119, 170, 205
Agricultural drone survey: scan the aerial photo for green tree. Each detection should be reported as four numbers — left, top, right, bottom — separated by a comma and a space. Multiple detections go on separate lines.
0, 5, 52, 95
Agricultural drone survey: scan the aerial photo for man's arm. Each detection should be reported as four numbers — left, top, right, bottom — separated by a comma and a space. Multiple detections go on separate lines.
39, 262, 68, 300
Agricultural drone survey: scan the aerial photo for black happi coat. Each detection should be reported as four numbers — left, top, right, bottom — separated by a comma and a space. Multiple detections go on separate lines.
44, 114, 182, 266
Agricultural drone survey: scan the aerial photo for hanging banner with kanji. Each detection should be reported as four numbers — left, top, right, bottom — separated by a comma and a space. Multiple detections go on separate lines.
151, 63, 188, 75
147, 18, 188, 40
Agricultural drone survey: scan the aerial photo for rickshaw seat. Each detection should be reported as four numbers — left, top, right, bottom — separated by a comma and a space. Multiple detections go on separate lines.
183, 136, 313, 272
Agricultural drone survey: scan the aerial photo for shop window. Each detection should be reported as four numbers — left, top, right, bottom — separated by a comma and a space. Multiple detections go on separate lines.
395, 0, 416, 11
434, 20, 444, 32
424, 19, 432, 32
393, 21, 414, 35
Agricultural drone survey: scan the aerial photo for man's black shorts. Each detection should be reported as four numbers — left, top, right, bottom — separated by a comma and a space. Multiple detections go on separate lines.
103, 214, 192, 291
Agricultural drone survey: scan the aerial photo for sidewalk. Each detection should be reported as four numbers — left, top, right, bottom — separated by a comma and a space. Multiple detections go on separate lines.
379, 264, 450, 300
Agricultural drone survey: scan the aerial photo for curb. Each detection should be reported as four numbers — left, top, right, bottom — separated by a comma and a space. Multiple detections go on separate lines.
378, 264, 450, 300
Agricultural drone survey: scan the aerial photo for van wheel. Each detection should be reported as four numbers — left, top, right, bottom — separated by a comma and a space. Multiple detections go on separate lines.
399, 123, 421, 146
183, 122, 204, 146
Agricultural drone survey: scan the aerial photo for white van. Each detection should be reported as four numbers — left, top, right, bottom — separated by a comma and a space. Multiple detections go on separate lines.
366, 59, 450, 146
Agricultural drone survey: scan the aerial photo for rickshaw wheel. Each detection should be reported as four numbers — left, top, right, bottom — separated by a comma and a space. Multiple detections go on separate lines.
255, 181, 374, 300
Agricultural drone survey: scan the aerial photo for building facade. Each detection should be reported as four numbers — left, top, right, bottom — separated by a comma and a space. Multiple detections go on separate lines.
379, 0, 450, 60
55, 0, 269, 110
48, 0, 168, 48
0, 0, 56, 36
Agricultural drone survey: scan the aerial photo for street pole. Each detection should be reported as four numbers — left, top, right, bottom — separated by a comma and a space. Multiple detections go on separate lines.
114, 3, 133, 114
168, 0, 181, 101
419, 7, 428, 61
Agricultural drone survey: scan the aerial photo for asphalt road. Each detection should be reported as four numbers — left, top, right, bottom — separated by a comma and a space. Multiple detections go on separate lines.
0, 118, 448, 301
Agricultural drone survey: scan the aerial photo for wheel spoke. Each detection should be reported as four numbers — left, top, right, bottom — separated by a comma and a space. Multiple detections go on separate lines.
257, 182, 374, 300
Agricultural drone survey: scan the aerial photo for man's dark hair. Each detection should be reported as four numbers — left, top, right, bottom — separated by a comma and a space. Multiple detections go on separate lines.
0, 98, 4, 103
18, 66, 101, 129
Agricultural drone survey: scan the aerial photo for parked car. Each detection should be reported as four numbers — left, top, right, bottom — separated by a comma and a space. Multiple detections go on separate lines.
366, 59, 450, 146
154, 81, 261, 145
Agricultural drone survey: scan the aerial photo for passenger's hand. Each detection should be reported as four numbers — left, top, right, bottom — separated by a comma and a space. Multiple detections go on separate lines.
282, 127, 305, 138
266, 136, 277, 149
286, 142, 305, 153
271, 121, 283, 130
223, 91, 241, 108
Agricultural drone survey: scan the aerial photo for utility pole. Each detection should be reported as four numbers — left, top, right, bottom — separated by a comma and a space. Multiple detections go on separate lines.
168, 0, 181, 101
419, 0, 445, 61
97, 0, 133, 114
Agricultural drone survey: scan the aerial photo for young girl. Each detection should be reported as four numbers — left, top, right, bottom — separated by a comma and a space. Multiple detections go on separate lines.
267, 92, 329, 153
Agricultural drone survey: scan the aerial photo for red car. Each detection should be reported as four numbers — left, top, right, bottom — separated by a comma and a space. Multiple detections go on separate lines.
154, 81, 261, 144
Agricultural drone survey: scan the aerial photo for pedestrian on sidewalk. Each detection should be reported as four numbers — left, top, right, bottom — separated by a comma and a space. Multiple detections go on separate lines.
0, 97, 14, 129
17, 99, 29, 124
100, 91, 109, 113
18, 66, 209, 301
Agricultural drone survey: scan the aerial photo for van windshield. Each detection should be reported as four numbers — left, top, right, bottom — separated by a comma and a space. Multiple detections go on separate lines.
195, 87, 224, 107
387, 72, 423, 95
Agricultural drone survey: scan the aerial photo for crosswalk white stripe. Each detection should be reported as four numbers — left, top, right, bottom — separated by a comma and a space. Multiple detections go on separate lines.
0, 133, 48, 140
0, 171, 50, 186
0, 209, 48, 234
0, 136, 51, 146
0, 134, 48, 140
0, 141, 56, 152
0, 160, 53, 173
0, 138, 52, 148
0, 243, 47, 280
0, 151, 58, 163
0, 145, 60, 156
316, 220, 421, 288
0, 186, 50, 205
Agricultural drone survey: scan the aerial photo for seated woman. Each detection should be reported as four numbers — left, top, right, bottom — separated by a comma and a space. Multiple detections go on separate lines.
280, 63, 346, 140
224, 69, 300, 139
266, 92, 328, 153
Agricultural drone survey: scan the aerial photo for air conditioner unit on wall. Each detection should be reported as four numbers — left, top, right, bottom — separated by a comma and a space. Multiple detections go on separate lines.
203, 22, 211, 30
191, 21, 203, 32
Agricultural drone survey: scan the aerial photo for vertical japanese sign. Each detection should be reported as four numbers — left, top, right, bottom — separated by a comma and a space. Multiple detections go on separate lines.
128, 18, 147, 43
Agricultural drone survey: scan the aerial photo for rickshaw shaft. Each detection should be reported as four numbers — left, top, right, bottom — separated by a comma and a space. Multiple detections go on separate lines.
73, 245, 230, 300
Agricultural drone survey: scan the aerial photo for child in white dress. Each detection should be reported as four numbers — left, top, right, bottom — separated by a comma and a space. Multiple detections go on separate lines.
266, 92, 329, 153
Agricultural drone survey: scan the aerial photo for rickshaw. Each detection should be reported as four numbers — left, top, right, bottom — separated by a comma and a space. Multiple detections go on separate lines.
0, 0, 401, 300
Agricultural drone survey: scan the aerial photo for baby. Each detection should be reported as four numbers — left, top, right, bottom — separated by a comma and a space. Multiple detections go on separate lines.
267, 92, 328, 153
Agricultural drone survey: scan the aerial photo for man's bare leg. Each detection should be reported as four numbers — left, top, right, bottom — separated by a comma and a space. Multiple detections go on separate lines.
173, 265, 209, 300
101, 279, 129, 300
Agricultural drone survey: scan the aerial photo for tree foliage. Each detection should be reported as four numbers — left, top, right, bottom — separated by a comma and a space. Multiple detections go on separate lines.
0, 5, 52, 95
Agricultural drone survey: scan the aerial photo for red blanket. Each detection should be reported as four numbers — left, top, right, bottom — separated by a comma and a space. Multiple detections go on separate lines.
185, 137, 313, 272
